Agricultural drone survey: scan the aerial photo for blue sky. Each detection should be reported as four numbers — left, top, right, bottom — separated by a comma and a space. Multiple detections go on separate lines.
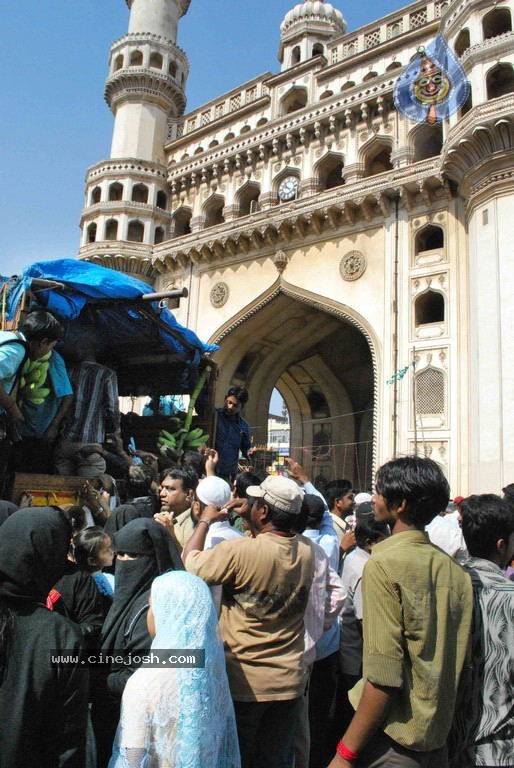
1, 0, 406, 276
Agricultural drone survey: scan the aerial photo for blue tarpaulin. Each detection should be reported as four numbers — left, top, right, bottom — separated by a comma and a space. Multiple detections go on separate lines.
1, 259, 217, 365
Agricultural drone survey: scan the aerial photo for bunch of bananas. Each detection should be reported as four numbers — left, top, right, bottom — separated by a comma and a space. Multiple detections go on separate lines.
156, 366, 212, 456
157, 424, 209, 455
19, 353, 51, 406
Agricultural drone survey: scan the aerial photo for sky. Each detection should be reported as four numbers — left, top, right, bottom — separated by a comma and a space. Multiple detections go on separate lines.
1, 0, 407, 276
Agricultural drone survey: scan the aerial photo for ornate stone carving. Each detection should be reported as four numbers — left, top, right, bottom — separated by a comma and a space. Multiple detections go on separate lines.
340, 250, 366, 281
210, 281, 229, 308
273, 250, 289, 274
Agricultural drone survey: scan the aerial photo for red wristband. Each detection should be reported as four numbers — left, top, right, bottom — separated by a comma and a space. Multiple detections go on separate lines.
336, 740, 359, 762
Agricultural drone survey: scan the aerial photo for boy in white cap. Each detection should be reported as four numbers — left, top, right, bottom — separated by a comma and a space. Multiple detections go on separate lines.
195, 475, 242, 549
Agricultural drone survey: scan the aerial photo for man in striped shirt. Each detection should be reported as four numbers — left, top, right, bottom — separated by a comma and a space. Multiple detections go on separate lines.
55, 348, 121, 477
450, 494, 514, 768
329, 456, 473, 768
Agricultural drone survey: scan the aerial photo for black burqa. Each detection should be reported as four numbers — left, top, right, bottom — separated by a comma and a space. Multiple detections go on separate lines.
0, 499, 17, 525
92, 517, 183, 768
103, 503, 145, 539
0, 507, 88, 768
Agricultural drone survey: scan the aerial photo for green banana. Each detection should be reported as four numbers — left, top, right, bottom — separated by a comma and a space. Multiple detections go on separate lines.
186, 427, 204, 440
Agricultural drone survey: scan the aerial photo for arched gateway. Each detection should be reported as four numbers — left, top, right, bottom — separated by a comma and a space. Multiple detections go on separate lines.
209, 279, 378, 490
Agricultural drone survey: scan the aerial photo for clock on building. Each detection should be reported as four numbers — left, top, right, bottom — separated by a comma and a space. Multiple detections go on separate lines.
277, 175, 300, 201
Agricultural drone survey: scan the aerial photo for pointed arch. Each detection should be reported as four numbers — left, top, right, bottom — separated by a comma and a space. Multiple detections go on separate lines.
415, 290, 445, 325
202, 194, 225, 228
314, 152, 345, 191
132, 183, 149, 204
359, 136, 393, 177
108, 182, 123, 202
486, 62, 514, 100
280, 86, 308, 116
409, 123, 443, 161
415, 224, 445, 253
208, 278, 380, 486
105, 219, 118, 241
483, 7, 512, 40
171, 206, 192, 237
127, 220, 145, 242
235, 181, 261, 216
130, 50, 143, 66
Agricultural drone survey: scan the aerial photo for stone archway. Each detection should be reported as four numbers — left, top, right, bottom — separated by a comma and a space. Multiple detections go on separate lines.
209, 280, 377, 489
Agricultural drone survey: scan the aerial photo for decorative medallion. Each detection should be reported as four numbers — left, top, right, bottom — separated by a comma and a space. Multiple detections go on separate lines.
340, 251, 366, 281
210, 282, 229, 308
273, 250, 289, 274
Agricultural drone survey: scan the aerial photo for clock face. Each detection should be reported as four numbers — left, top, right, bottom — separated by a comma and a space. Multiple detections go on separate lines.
278, 176, 300, 201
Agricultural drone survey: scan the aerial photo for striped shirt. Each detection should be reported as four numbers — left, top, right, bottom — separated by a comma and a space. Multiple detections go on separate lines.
450, 558, 514, 767
66, 361, 120, 443
349, 530, 473, 751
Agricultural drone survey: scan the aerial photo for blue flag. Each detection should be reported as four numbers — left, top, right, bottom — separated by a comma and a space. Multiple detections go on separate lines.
393, 34, 470, 124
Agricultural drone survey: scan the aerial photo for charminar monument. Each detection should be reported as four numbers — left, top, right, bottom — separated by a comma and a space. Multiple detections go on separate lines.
77, 0, 514, 492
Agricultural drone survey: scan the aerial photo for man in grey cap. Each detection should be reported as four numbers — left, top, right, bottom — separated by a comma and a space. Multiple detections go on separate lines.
183, 475, 315, 768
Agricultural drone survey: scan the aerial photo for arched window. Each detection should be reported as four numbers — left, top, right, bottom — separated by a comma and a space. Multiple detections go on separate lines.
91, 187, 102, 204
483, 8, 512, 40
341, 81, 355, 91
156, 191, 167, 210
460, 85, 473, 116
108, 182, 123, 201
364, 144, 393, 177
412, 124, 443, 161
415, 291, 445, 325
114, 54, 124, 72
487, 63, 514, 100
416, 367, 445, 415
363, 71, 378, 82
130, 50, 143, 66
454, 28, 470, 57
105, 219, 118, 241
320, 90, 334, 100
237, 184, 261, 216
149, 52, 163, 69
132, 184, 149, 204
312, 43, 324, 57
172, 208, 192, 237
154, 227, 165, 245
204, 197, 225, 228
415, 225, 444, 253
317, 155, 345, 191
127, 220, 145, 242
291, 46, 301, 66
86, 223, 97, 243
280, 87, 308, 115
386, 61, 402, 72
169, 61, 177, 78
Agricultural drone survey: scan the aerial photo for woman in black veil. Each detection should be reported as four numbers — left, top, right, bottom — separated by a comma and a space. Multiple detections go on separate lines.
92, 517, 182, 767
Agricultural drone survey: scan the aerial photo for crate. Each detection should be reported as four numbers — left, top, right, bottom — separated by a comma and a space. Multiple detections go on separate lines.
11, 473, 85, 508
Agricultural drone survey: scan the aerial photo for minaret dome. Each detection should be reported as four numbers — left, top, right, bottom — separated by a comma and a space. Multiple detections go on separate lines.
279, 0, 346, 71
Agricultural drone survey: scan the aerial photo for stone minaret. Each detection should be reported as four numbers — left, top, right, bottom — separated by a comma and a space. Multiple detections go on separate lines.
78, 0, 191, 279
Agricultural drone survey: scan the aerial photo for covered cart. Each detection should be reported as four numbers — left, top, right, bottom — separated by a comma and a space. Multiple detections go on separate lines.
0, 259, 218, 502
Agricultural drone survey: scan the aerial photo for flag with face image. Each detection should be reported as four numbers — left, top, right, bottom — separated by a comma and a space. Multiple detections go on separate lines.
393, 34, 470, 125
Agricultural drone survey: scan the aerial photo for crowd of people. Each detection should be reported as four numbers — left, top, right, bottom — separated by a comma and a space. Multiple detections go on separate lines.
0, 311, 513, 768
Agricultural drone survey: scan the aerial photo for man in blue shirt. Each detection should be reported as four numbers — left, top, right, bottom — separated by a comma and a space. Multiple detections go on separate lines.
15, 349, 73, 473
0, 311, 62, 489
214, 386, 251, 482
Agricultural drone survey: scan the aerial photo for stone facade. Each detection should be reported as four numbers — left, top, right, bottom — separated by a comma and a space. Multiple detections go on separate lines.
78, 0, 514, 493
